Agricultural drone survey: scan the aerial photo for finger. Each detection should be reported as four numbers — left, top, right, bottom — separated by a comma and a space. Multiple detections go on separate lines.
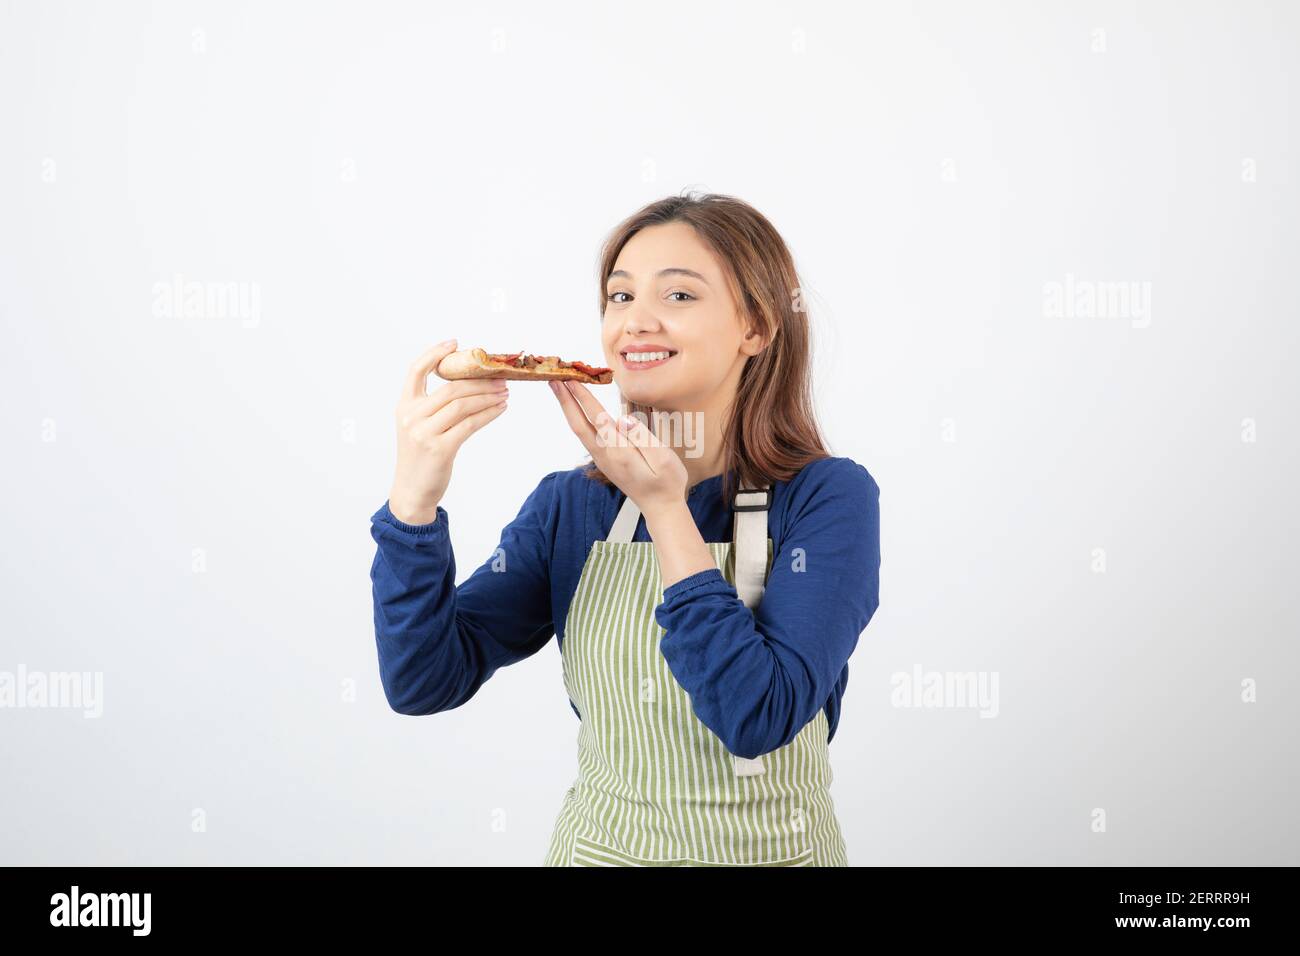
618, 413, 676, 477
549, 379, 601, 457
559, 381, 626, 451
579, 382, 650, 457
551, 382, 647, 468
410, 390, 506, 442
404, 339, 459, 399
616, 411, 663, 450
611, 414, 656, 473
559, 381, 607, 425
445, 396, 509, 445
405, 380, 508, 421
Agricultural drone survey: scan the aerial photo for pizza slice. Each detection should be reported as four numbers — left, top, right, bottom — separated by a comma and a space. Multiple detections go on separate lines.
436, 348, 613, 384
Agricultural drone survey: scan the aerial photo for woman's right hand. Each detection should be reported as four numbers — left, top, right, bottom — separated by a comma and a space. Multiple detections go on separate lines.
388, 339, 509, 525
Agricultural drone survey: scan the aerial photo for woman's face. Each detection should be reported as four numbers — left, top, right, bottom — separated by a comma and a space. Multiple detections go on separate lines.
601, 221, 765, 412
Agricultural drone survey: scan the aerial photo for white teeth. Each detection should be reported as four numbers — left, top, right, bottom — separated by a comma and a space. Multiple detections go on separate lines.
626, 351, 670, 362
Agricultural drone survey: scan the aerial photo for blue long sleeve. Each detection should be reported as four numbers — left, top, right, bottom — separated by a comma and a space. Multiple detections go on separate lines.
369, 472, 560, 715
653, 458, 881, 759
369, 456, 880, 747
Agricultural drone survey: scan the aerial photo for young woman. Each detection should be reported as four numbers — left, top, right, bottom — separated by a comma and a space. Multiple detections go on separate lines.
370, 193, 881, 866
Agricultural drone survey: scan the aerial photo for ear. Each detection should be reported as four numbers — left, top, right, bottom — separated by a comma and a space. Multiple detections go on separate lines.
739, 322, 768, 357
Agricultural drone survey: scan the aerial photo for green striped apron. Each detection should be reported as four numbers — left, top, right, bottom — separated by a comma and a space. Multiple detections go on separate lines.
543, 485, 849, 866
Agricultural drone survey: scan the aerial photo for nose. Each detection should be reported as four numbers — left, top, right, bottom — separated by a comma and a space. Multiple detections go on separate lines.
625, 305, 662, 337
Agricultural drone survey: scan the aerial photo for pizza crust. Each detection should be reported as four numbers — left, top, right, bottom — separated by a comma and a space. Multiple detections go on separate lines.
435, 348, 613, 384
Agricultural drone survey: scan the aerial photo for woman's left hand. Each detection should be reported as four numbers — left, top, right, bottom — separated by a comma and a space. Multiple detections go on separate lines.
550, 380, 688, 515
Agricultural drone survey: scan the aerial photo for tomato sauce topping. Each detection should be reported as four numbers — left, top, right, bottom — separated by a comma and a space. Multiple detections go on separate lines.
486, 351, 609, 376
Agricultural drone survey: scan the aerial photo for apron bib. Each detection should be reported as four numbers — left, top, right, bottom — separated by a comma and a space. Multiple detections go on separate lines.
543, 485, 849, 866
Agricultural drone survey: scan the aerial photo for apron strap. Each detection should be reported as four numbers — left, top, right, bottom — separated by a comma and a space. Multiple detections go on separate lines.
603, 482, 775, 778
606, 493, 642, 543
731, 486, 771, 612
730, 484, 771, 777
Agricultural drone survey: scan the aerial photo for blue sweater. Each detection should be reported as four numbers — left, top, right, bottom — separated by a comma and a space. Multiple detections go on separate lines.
369, 456, 881, 760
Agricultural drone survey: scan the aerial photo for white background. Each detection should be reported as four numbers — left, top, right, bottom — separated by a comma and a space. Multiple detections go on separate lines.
1, 0, 1296, 865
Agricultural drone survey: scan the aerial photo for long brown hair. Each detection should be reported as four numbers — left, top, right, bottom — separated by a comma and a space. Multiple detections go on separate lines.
581, 190, 831, 509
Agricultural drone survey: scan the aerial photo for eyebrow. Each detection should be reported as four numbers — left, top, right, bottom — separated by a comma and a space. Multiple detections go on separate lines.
607, 267, 710, 286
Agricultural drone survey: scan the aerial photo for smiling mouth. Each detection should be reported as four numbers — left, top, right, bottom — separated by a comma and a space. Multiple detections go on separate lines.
620, 349, 677, 370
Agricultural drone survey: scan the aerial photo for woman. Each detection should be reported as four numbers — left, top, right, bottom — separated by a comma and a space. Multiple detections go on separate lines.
370, 192, 881, 866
